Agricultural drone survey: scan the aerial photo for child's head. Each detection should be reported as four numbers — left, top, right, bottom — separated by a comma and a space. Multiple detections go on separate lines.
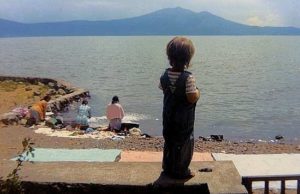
166, 36, 195, 71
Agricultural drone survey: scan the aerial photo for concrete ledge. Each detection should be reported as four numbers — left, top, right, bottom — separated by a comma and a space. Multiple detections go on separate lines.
0, 161, 247, 194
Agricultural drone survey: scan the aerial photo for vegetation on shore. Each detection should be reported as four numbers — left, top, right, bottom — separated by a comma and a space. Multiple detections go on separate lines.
0, 138, 35, 194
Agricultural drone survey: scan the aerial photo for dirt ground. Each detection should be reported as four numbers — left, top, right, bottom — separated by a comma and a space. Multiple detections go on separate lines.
1, 125, 300, 161
0, 80, 49, 114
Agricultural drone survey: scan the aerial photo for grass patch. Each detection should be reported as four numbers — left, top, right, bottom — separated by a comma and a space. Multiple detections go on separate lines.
0, 81, 19, 92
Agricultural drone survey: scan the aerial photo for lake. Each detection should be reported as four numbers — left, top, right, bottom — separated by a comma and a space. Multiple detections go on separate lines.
0, 36, 300, 141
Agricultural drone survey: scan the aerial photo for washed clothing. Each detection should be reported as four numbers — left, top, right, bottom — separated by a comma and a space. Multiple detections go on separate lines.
160, 69, 197, 178
106, 103, 124, 131
76, 105, 91, 126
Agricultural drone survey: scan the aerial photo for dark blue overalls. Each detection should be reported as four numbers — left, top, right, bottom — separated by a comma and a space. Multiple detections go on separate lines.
160, 69, 196, 178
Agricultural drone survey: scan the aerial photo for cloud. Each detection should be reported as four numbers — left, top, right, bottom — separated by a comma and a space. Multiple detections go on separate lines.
246, 16, 264, 26
246, 13, 282, 27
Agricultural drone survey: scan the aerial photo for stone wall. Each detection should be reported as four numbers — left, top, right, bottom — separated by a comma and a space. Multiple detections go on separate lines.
0, 75, 90, 125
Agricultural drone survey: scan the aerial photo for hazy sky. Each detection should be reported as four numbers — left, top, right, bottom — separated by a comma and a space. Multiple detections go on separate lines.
0, 0, 299, 27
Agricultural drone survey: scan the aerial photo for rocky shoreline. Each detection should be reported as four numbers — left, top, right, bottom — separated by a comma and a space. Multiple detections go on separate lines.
0, 75, 90, 125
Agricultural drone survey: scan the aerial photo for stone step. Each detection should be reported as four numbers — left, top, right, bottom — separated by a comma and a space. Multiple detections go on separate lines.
1, 161, 247, 194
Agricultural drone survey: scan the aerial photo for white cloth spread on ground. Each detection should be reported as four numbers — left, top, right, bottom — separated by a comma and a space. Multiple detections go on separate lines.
35, 127, 116, 139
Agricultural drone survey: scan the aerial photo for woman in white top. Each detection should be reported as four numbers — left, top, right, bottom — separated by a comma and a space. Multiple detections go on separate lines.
106, 96, 125, 131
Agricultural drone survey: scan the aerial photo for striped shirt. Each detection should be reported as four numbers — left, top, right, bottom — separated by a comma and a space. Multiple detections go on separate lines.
159, 70, 197, 94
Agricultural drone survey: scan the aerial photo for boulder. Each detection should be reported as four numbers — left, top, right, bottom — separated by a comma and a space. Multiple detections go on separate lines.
46, 89, 56, 95
0, 112, 20, 125
25, 87, 32, 91
57, 82, 66, 89
65, 88, 74, 94
19, 118, 28, 125
48, 82, 56, 88
57, 88, 66, 95
33, 91, 41, 96
37, 82, 45, 87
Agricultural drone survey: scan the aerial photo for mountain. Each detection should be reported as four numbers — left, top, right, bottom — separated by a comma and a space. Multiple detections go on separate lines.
1, 7, 300, 37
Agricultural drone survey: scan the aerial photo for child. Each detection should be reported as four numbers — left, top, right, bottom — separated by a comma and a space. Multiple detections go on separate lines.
159, 36, 200, 179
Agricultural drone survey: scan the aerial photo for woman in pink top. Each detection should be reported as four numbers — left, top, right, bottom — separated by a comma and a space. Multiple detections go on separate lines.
106, 96, 125, 131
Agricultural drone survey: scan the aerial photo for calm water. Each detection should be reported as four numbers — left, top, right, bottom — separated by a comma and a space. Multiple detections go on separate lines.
1, 36, 300, 140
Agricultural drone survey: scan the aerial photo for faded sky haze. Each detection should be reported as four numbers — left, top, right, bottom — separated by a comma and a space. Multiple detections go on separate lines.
0, 0, 299, 27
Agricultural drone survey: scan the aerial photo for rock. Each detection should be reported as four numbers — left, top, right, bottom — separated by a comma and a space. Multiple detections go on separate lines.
48, 82, 56, 88
296, 145, 300, 151
46, 89, 56, 95
57, 83, 66, 89
33, 91, 41, 96
65, 88, 74, 94
0, 112, 20, 125
275, 135, 284, 140
211, 135, 224, 142
57, 88, 66, 95
25, 87, 32, 91
37, 82, 45, 87
19, 118, 28, 125
199, 136, 209, 141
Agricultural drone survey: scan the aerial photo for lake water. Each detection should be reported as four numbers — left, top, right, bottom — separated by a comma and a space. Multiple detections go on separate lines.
0, 36, 300, 141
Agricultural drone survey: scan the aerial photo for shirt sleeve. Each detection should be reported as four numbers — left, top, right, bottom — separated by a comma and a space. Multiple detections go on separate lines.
186, 75, 197, 94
